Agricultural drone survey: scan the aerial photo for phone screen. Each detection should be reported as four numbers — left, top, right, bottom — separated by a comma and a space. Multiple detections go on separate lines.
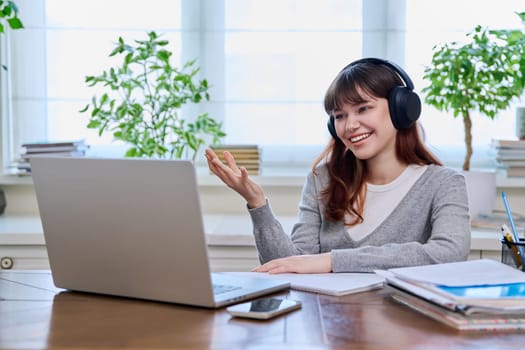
227, 298, 301, 319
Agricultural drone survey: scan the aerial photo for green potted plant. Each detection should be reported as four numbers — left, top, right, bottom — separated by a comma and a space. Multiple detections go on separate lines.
80, 31, 226, 161
422, 12, 525, 171
422, 12, 525, 219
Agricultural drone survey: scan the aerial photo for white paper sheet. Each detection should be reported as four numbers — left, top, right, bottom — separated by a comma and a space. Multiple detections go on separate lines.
386, 259, 525, 287
222, 271, 385, 296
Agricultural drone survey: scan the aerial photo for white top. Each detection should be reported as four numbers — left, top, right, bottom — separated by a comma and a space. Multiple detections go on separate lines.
346, 164, 428, 241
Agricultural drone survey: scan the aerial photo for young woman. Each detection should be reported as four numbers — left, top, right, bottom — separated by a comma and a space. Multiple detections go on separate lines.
205, 58, 470, 273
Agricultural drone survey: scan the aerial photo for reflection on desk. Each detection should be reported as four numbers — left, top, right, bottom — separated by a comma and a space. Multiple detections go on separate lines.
2, 270, 525, 349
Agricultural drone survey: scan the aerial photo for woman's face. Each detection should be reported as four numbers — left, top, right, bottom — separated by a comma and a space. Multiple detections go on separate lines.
332, 92, 397, 162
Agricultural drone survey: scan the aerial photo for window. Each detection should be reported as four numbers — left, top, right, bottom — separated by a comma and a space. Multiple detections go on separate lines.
405, 0, 525, 168
2, 0, 524, 173
5, 0, 182, 168
3, 0, 363, 171
220, 0, 362, 165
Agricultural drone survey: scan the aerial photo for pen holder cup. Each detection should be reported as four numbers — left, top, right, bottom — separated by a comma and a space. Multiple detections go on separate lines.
501, 238, 525, 271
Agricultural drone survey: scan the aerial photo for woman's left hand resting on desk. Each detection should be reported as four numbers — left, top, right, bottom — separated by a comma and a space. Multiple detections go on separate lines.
252, 253, 332, 274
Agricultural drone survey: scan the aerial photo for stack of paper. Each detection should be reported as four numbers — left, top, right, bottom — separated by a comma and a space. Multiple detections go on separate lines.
376, 259, 525, 331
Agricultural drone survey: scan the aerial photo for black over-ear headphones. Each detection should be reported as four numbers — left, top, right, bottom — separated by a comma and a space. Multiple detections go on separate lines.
327, 57, 421, 140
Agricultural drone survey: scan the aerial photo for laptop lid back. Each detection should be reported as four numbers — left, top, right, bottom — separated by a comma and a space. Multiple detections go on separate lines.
31, 157, 217, 307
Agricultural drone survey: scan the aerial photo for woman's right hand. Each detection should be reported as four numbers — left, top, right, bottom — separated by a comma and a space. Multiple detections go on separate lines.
205, 148, 267, 209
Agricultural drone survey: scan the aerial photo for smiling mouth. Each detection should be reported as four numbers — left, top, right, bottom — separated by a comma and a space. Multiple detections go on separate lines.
350, 133, 371, 143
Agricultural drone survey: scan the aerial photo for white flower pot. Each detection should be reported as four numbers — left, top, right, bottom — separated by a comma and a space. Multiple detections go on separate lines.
462, 170, 497, 220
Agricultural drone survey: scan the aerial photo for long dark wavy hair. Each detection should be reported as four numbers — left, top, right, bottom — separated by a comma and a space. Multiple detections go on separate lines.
313, 61, 442, 225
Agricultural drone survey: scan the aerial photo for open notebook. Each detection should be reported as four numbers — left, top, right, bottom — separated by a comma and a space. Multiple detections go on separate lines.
226, 271, 385, 296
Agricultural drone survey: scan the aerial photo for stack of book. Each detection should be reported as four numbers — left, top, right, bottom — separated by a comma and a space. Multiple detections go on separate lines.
16, 140, 89, 174
376, 259, 525, 332
210, 145, 261, 175
491, 139, 525, 177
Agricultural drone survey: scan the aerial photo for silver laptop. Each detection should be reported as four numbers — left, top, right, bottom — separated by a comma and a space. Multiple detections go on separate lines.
30, 156, 289, 308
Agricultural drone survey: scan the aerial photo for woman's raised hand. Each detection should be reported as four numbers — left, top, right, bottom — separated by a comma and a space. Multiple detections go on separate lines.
205, 148, 267, 209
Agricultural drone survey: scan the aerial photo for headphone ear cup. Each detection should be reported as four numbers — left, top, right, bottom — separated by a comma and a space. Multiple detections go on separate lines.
388, 87, 421, 129
327, 116, 338, 139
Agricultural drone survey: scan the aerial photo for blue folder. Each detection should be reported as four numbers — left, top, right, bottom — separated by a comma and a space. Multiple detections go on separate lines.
438, 282, 525, 299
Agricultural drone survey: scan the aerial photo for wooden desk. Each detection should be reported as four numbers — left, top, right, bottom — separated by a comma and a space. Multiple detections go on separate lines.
1, 270, 524, 349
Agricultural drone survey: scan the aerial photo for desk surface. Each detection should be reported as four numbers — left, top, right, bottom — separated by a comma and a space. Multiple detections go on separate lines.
1, 271, 524, 349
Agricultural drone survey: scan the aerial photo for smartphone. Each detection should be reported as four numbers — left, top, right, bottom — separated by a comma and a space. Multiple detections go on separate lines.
226, 298, 302, 320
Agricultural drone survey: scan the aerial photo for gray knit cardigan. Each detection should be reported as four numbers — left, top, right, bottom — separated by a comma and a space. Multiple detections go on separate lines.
248, 164, 471, 273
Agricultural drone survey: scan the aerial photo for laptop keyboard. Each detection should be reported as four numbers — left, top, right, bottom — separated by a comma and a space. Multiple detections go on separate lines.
213, 283, 242, 295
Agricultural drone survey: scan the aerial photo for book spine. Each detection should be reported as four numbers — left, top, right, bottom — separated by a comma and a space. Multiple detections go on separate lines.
465, 319, 525, 332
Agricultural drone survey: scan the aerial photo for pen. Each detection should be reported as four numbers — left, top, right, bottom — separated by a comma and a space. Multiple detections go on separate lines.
501, 192, 525, 260
501, 224, 523, 269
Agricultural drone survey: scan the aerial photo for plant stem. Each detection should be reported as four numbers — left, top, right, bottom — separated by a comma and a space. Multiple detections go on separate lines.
462, 110, 473, 171
142, 59, 159, 141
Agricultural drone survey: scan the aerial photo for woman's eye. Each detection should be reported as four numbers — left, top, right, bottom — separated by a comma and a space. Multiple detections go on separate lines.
334, 114, 344, 120
358, 106, 368, 113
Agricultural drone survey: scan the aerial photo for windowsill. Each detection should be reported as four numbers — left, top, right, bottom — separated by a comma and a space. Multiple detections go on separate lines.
1, 166, 525, 188
0, 166, 311, 187
0, 174, 33, 185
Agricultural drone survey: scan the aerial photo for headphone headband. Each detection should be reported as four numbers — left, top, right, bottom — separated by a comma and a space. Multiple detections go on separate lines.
342, 57, 415, 91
